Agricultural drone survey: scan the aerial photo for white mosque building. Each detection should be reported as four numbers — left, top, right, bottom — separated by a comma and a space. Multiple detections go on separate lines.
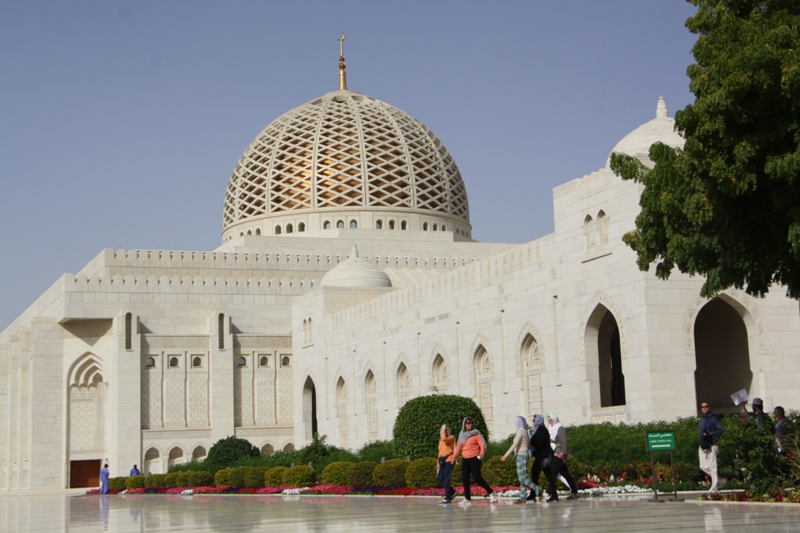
2, 56, 799, 491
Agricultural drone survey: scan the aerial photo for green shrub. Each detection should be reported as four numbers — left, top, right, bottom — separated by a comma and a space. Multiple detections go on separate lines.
164, 472, 180, 488
145, 474, 166, 488
205, 436, 259, 474
393, 395, 489, 460
265, 466, 289, 487
283, 465, 317, 487
296, 434, 358, 473
717, 414, 784, 493
356, 440, 399, 463
405, 458, 439, 488
189, 470, 215, 487
109, 477, 127, 491
347, 461, 377, 486
177, 472, 193, 488
125, 475, 145, 490
227, 467, 248, 487
321, 461, 354, 486
372, 459, 409, 487
214, 469, 230, 487
244, 467, 267, 488
481, 456, 516, 486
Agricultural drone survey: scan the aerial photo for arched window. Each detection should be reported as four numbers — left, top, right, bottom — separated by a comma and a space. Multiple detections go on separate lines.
349, 220, 357, 228
192, 356, 202, 368
237, 356, 247, 367
260, 356, 269, 367
433, 223, 438, 231
584, 215, 595, 252
146, 356, 156, 368
255, 228, 261, 235
396, 363, 410, 407
597, 210, 608, 246
365, 371, 378, 440
298, 222, 305, 232
521, 334, 543, 415
336, 220, 344, 228
192, 446, 207, 462
423, 222, 429, 231
400, 221, 407, 230
275, 225, 282, 235
432, 355, 447, 392
247, 230, 251, 235
169, 356, 179, 368
281, 356, 291, 367
473, 346, 493, 422
283, 443, 295, 452
376, 220, 383, 229
168, 447, 184, 467
261, 443, 274, 455
286, 224, 293, 234
337, 377, 348, 444
442, 225, 446, 231
389, 220, 396, 230
324, 221, 331, 229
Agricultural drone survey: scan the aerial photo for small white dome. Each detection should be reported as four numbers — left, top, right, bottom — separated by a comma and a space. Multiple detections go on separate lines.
607, 96, 684, 167
320, 245, 392, 288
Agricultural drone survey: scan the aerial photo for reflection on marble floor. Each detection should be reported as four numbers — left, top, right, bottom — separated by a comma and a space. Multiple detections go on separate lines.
1, 493, 799, 532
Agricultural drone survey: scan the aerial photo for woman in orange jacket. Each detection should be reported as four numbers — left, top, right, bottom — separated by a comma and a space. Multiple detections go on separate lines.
449, 417, 497, 503
436, 423, 456, 503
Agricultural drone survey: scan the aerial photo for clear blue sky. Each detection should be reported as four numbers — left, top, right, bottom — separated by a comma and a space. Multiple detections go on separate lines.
0, 1, 698, 329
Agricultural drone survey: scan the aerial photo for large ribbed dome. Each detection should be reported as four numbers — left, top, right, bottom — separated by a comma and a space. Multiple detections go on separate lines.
222, 89, 471, 241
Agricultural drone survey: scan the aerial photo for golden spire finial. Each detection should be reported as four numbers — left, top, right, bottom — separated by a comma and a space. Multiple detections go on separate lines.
338, 33, 347, 91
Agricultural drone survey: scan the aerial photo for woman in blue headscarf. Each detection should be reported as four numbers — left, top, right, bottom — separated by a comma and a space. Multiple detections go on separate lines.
501, 416, 541, 503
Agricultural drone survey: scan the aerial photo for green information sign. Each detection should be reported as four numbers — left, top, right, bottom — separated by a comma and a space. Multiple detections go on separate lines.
646, 431, 676, 452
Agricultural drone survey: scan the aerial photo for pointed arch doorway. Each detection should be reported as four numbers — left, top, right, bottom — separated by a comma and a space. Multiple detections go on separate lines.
302, 376, 318, 442
694, 298, 752, 414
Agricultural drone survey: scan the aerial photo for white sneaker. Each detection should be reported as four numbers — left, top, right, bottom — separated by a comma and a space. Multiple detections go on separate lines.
458, 499, 472, 507
489, 492, 499, 503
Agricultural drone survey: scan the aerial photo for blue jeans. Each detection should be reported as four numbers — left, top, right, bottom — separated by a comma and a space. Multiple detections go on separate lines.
437, 457, 455, 500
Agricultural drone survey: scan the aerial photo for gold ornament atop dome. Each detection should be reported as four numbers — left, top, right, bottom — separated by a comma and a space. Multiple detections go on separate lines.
338, 33, 347, 91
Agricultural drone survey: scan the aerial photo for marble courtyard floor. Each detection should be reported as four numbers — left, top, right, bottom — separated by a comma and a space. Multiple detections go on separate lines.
1, 492, 799, 532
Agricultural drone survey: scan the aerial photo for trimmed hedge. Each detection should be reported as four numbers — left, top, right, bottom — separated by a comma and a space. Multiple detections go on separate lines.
176, 471, 215, 488
481, 456, 517, 486
227, 467, 247, 487
214, 469, 230, 487
393, 395, 489, 459
109, 477, 127, 491
145, 474, 166, 488
125, 475, 145, 490
372, 459, 409, 487
244, 466, 267, 488
283, 465, 317, 487
265, 466, 289, 487
347, 461, 377, 486
321, 462, 354, 486
164, 472, 180, 488
405, 458, 438, 488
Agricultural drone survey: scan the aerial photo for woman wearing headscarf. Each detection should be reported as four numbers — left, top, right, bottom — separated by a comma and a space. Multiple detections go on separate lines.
546, 413, 578, 502
449, 417, 497, 503
528, 414, 553, 498
501, 416, 542, 503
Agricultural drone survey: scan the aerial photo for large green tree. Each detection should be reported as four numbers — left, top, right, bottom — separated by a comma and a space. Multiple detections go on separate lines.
611, 0, 800, 298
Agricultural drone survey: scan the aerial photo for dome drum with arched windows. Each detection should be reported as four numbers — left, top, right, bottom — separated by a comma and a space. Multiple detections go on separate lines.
222, 90, 471, 241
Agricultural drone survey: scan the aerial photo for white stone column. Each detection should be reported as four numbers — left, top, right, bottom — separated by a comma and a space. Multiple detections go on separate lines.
209, 312, 234, 443
108, 311, 142, 483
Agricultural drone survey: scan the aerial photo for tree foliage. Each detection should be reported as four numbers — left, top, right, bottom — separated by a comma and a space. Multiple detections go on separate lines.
204, 436, 259, 474
392, 394, 489, 459
611, 0, 800, 298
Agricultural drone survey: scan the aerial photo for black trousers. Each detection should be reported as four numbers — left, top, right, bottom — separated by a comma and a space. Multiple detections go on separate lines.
547, 456, 577, 498
437, 457, 455, 500
461, 456, 493, 500
530, 455, 553, 489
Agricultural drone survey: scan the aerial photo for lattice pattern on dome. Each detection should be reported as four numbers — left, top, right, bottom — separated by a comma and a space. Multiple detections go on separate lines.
223, 90, 470, 228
